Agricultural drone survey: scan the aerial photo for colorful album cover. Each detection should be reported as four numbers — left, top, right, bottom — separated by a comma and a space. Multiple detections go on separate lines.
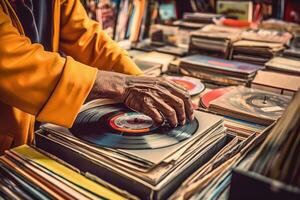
181, 55, 263, 74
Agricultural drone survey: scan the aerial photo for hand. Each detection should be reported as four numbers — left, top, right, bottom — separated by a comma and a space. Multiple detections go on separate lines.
86, 71, 194, 127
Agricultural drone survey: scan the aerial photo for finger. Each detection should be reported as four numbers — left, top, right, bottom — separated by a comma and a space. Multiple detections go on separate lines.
161, 77, 188, 93
132, 90, 178, 127
155, 89, 186, 125
148, 94, 178, 128
124, 88, 164, 124
141, 103, 164, 125
159, 80, 194, 121
127, 84, 186, 125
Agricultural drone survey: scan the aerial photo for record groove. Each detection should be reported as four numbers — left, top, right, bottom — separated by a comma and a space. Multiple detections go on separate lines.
70, 104, 199, 149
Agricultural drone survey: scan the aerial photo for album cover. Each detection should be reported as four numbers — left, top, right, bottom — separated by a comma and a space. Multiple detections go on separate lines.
208, 86, 292, 125
265, 57, 300, 75
180, 67, 249, 86
133, 59, 162, 77
251, 71, 300, 96
241, 29, 293, 45
216, 1, 253, 21
133, 51, 175, 72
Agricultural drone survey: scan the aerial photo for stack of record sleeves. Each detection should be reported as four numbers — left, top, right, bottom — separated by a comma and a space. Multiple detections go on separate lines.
0, 145, 137, 200
179, 55, 263, 86
33, 99, 244, 199
189, 25, 243, 58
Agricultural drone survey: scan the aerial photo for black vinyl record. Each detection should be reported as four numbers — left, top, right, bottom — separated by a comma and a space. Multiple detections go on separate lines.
69, 103, 199, 150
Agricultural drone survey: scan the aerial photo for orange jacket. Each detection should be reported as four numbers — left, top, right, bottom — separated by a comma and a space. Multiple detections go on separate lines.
0, 0, 142, 153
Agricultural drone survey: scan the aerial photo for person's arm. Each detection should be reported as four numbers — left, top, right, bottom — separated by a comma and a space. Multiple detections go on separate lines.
59, 0, 142, 75
0, 7, 97, 127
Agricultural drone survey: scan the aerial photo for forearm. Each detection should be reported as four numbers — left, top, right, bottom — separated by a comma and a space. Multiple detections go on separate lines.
86, 70, 126, 102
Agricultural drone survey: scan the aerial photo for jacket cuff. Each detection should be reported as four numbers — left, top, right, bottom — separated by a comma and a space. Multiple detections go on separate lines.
36, 56, 97, 127
113, 52, 143, 76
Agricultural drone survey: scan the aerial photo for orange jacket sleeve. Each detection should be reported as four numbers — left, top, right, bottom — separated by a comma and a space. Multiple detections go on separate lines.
59, 0, 142, 75
0, 7, 97, 127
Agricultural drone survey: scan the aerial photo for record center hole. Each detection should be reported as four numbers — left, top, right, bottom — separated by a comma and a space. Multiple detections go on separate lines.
263, 96, 268, 104
126, 117, 150, 125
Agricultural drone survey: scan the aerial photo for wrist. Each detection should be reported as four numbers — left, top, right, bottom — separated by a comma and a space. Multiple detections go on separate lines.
86, 70, 127, 102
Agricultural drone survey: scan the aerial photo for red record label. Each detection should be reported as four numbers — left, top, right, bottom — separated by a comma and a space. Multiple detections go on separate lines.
171, 79, 196, 91
201, 87, 233, 108
109, 112, 156, 133
166, 76, 205, 96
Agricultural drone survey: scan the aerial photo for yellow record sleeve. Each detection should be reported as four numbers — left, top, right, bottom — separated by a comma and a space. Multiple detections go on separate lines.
12, 145, 128, 200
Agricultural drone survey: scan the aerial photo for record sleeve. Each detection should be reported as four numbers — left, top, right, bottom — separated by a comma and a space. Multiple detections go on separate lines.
200, 87, 233, 109
265, 57, 300, 75
209, 86, 292, 125
180, 55, 263, 79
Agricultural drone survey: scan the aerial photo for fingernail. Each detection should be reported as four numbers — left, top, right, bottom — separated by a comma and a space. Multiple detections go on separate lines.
171, 123, 178, 128
158, 119, 164, 124
190, 113, 195, 121
180, 119, 186, 126
156, 116, 164, 124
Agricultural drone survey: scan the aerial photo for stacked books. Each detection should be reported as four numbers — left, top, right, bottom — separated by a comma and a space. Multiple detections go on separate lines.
265, 57, 300, 75
231, 40, 285, 65
189, 25, 243, 58
179, 55, 263, 86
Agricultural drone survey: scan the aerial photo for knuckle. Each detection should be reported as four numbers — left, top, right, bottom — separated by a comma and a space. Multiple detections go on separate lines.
167, 109, 176, 117
161, 79, 170, 86
184, 93, 191, 101
175, 98, 184, 106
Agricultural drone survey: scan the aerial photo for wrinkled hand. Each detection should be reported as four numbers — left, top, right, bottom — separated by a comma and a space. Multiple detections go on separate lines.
86, 71, 194, 127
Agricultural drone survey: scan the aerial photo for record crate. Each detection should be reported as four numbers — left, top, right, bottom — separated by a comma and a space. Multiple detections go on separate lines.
229, 168, 300, 200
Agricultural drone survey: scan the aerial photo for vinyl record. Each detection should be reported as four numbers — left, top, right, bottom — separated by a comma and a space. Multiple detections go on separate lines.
228, 91, 290, 117
69, 104, 199, 150
200, 87, 233, 109
166, 76, 205, 96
